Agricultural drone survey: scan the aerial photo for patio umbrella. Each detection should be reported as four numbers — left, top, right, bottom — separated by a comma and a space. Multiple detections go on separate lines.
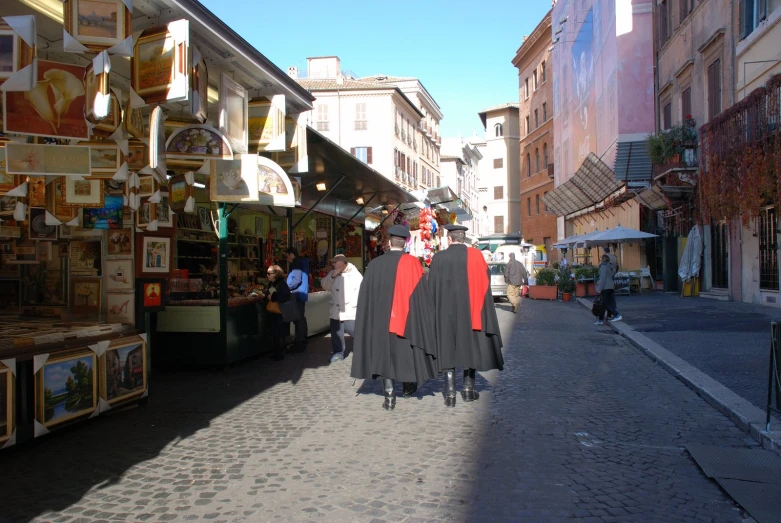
583, 225, 658, 247
552, 233, 586, 249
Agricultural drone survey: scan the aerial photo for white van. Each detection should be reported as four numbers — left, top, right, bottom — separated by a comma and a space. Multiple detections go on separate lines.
494, 243, 546, 274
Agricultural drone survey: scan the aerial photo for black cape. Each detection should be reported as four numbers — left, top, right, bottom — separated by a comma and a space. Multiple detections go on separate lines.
350, 250, 438, 385
429, 244, 504, 371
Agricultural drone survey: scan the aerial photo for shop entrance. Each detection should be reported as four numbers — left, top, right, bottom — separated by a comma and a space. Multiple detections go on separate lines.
711, 220, 729, 289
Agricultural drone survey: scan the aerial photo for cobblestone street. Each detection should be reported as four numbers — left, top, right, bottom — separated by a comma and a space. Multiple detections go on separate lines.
0, 298, 756, 523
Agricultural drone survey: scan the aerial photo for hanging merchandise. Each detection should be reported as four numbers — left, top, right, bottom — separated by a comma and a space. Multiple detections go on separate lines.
418, 205, 436, 264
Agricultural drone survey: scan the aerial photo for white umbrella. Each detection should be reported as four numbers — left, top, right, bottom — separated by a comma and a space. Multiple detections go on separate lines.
583, 225, 658, 247
552, 233, 586, 249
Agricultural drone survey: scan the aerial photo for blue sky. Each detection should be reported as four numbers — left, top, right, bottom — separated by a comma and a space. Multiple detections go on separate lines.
201, 0, 552, 139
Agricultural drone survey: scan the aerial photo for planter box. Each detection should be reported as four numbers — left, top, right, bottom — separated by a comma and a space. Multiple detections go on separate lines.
575, 281, 598, 297
528, 285, 557, 300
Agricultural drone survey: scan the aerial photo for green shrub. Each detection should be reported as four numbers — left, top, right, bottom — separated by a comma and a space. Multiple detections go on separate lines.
535, 268, 557, 286
574, 265, 598, 281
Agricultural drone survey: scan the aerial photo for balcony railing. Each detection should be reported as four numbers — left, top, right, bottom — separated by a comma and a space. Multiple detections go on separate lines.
653, 143, 699, 180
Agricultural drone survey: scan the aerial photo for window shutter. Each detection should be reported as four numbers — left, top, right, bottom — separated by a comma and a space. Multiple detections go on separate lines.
350, 148, 356, 156
739, 0, 747, 39
760, 0, 767, 21
367, 147, 372, 164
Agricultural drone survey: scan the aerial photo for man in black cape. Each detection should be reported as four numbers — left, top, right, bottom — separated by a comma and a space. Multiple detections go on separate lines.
429, 224, 504, 407
351, 224, 438, 410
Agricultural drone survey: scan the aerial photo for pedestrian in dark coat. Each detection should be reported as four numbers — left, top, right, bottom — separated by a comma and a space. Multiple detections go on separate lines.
350, 224, 438, 410
429, 224, 504, 407
263, 265, 291, 361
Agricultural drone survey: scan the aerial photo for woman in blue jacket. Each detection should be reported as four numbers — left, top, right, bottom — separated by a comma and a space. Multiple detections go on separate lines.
285, 248, 309, 352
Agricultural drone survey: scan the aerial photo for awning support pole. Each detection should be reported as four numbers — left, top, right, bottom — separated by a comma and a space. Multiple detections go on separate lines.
223, 203, 240, 219
376, 203, 402, 228
334, 192, 377, 238
267, 206, 278, 216
218, 202, 229, 339
292, 175, 345, 231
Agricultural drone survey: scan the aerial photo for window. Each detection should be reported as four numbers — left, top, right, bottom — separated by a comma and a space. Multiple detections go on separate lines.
760, 207, 778, 290
658, 0, 671, 47
543, 102, 547, 122
495, 123, 503, 137
494, 186, 503, 199
663, 102, 672, 130
739, 0, 768, 40
535, 195, 540, 215
527, 198, 532, 216
354, 103, 367, 130
679, 0, 694, 22
534, 109, 539, 128
541, 61, 546, 83
526, 153, 531, 178
316, 104, 329, 131
494, 215, 504, 233
525, 115, 530, 135
681, 87, 692, 121
350, 146, 373, 164
524, 78, 529, 99
533, 70, 538, 91
535, 148, 540, 172
493, 158, 503, 169
543, 143, 549, 168
708, 58, 722, 120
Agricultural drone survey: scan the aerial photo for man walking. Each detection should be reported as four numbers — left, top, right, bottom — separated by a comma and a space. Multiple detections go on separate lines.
321, 254, 362, 363
351, 225, 438, 410
429, 224, 504, 407
285, 247, 309, 353
595, 254, 622, 325
604, 245, 618, 275
504, 252, 527, 313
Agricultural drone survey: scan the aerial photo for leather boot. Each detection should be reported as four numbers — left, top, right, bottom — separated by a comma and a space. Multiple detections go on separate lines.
381, 378, 396, 411
461, 368, 479, 402
402, 382, 418, 397
444, 369, 457, 407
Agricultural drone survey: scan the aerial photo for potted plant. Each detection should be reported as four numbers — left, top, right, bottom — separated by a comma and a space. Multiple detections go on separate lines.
559, 276, 575, 302
646, 122, 698, 165
529, 268, 558, 300
574, 265, 599, 297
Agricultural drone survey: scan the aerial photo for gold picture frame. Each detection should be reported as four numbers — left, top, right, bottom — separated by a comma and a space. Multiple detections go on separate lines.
190, 46, 208, 123
64, 177, 104, 207
132, 21, 189, 105
35, 350, 98, 430
124, 99, 145, 139
0, 19, 35, 82
71, 277, 102, 320
126, 140, 148, 170
83, 60, 109, 124
64, 0, 132, 53
84, 141, 122, 175
47, 177, 78, 222
91, 91, 122, 137
0, 360, 14, 447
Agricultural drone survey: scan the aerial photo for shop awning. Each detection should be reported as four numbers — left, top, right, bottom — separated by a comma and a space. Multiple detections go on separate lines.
614, 140, 653, 186
541, 153, 623, 217
298, 128, 419, 223
634, 185, 669, 210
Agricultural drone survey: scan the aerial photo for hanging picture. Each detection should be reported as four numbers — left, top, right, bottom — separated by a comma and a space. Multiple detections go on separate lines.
83, 60, 109, 123
136, 197, 156, 228
86, 141, 122, 175
71, 277, 101, 320
36, 240, 52, 262
82, 194, 123, 229
248, 100, 280, 152
47, 177, 78, 222
148, 106, 166, 181
0, 17, 36, 85
5, 144, 91, 176
21, 260, 68, 306
256, 155, 295, 207
29, 207, 57, 240
106, 293, 134, 325
100, 338, 145, 406
124, 99, 145, 139
0, 280, 20, 313
64, 0, 132, 53
132, 21, 189, 104
210, 155, 259, 203
165, 125, 233, 167
157, 191, 173, 228
27, 176, 46, 207
35, 350, 98, 430
167, 174, 191, 213
91, 92, 121, 136
190, 46, 208, 123
105, 259, 133, 292
219, 74, 248, 154
0, 147, 16, 196
142, 280, 163, 308
64, 177, 104, 207
4, 60, 88, 140
70, 239, 102, 276
137, 175, 155, 197
106, 227, 133, 258
0, 359, 14, 447
136, 232, 172, 277
127, 140, 148, 170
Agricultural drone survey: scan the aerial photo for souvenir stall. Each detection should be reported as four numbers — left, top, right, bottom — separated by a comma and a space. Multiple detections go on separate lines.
0, 0, 314, 445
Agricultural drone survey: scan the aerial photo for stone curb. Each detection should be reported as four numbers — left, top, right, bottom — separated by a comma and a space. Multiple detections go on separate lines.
576, 297, 781, 456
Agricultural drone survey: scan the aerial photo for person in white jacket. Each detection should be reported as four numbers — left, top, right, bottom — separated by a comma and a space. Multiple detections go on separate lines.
321, 254, 363, 363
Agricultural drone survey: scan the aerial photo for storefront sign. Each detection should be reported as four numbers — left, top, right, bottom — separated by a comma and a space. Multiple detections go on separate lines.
6, 144, 91, 176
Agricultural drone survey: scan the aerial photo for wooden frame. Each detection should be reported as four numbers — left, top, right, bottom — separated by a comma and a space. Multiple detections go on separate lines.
86, 141, 122, 175
219, 74, 249, 154
47, 177, 78, 222
27, 176, 46, 207
136, 231, 173, 277
132, 22, 189, 104
137, 175, 155, 197
167, 174, 191, 212
157, 191, 173, 228
124, 99, 145, 139
83, 60, 109, 123
64, 177, 104, 207
248, 100, 281, 152
190, 46, 208, 123
5, 143, 91, 176
209, 155, 259, 203
105, 258, 134, 292
81, 192, 123, 229
64, 0, 132, 53
91, 91, 122, 136
105, 227, 133, 258
135, 197, 157, 228
99, 338, 146, 410
29, 207, 57, 240
0, 360, 14, 447
126, 140, 148, 170
35, 350, 98, 430
0, 19, 35, 82
149, 106, 167, 181
70, 276, 102, 320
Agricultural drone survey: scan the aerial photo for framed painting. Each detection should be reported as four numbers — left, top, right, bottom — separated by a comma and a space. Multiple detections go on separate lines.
106, 227, 133, 258
82, 194, 123, 229
27, 176, 46, 207
165, 124, 233, 167
157, 191, 173, 228
0, 360, 14, 447
132, 21, 189, 104
21, 260, 68, 306
4, 60, 89, 140
47, 178, 78, 223
71, 277, 101, 320
0, 280, 20, 314
136, 232, 172, 277
137, 175, 155, 197
64, 0, 132, 53
149, 106, 167, 181
0, 19, 35, 82
70, 239, 102, 276
190, 46, 208, 123
29, 207, 57, 240
167, 174, 191, 212
124, 100, 145, 139
209, 155, 259, 203
0, 197, 16, 216
35, 350, 98, 430
36, 240, 52, 262
106, 293, 135, 325
105, 259, 133, 292
140, 279, 165, 310
9, 239, 36, 264
219, 74, 248, 154
248, 100, 276, 152
100, 338, 146, 406
87, 142, 122, 175
127, 140, 148, 170
136, 197, 156, 228
83, 60, 109, 124
5, 144, 91, 176
91, 92, 121, 137
0, 147, 17, 195
64, 177, 103, 207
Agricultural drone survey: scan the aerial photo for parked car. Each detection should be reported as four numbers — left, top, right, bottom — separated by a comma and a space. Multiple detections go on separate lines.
488, 262, 507, 300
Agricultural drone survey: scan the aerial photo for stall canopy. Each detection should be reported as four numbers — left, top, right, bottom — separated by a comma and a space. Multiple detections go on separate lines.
298, 128, 419, 223
541, 153, 623, 217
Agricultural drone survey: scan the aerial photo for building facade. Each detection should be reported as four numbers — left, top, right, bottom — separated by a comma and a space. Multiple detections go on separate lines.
440, 137, 484, 236
292, 57, 441, 192
476, 104, 521, 235
513, 9, 558, 256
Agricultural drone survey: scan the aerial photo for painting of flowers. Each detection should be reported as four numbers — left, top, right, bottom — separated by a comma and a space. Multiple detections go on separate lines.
38, 352, 97, 428
165, 125, 231, 164
82, 194, 123, 229
4, 60, 88, 140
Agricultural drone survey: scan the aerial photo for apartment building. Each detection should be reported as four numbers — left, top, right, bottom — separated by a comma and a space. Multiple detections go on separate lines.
512, 9, 557, 256
476, 104, 521, 235
291, 56, 441, 192
440, 137, 483, 235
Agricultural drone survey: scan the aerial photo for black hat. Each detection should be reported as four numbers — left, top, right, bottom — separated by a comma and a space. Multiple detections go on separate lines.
444, 224, 468, 232
388, 224, 410, 239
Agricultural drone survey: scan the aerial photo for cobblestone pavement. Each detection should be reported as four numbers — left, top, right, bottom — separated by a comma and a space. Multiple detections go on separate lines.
0, 297, 757, 522
606, 292, 778, 414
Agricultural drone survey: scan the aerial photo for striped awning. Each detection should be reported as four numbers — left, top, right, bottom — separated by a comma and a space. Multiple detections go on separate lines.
541, 153, 623, 217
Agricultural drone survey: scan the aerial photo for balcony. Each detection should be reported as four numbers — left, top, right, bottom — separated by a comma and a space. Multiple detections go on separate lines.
653, 143, 698, 181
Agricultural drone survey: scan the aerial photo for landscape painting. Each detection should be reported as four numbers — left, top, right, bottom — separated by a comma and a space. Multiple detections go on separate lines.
103, 341, 145, 405
75, 0, 119, 41
39, 352, 97, 428
134, 32, 175, 97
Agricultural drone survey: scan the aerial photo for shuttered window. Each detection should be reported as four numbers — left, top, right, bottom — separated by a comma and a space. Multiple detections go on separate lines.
494, 186, 503, 199
658, 0, 670, 47
663, 102, 672, 130
708, 59, 722, 120
681, 87, 692, 120
494, 216, 504, 233
494, 158, 503, 169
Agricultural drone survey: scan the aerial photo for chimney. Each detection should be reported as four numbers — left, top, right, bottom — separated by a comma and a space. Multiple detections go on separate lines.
287, 66, 298, 79
336, 74, 344, 85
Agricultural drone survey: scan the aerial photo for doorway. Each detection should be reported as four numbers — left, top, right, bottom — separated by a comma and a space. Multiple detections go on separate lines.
711, 221, 729, 289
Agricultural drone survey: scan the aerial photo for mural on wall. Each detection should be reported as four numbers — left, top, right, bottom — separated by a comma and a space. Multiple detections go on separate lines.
571, 8, 595, 168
